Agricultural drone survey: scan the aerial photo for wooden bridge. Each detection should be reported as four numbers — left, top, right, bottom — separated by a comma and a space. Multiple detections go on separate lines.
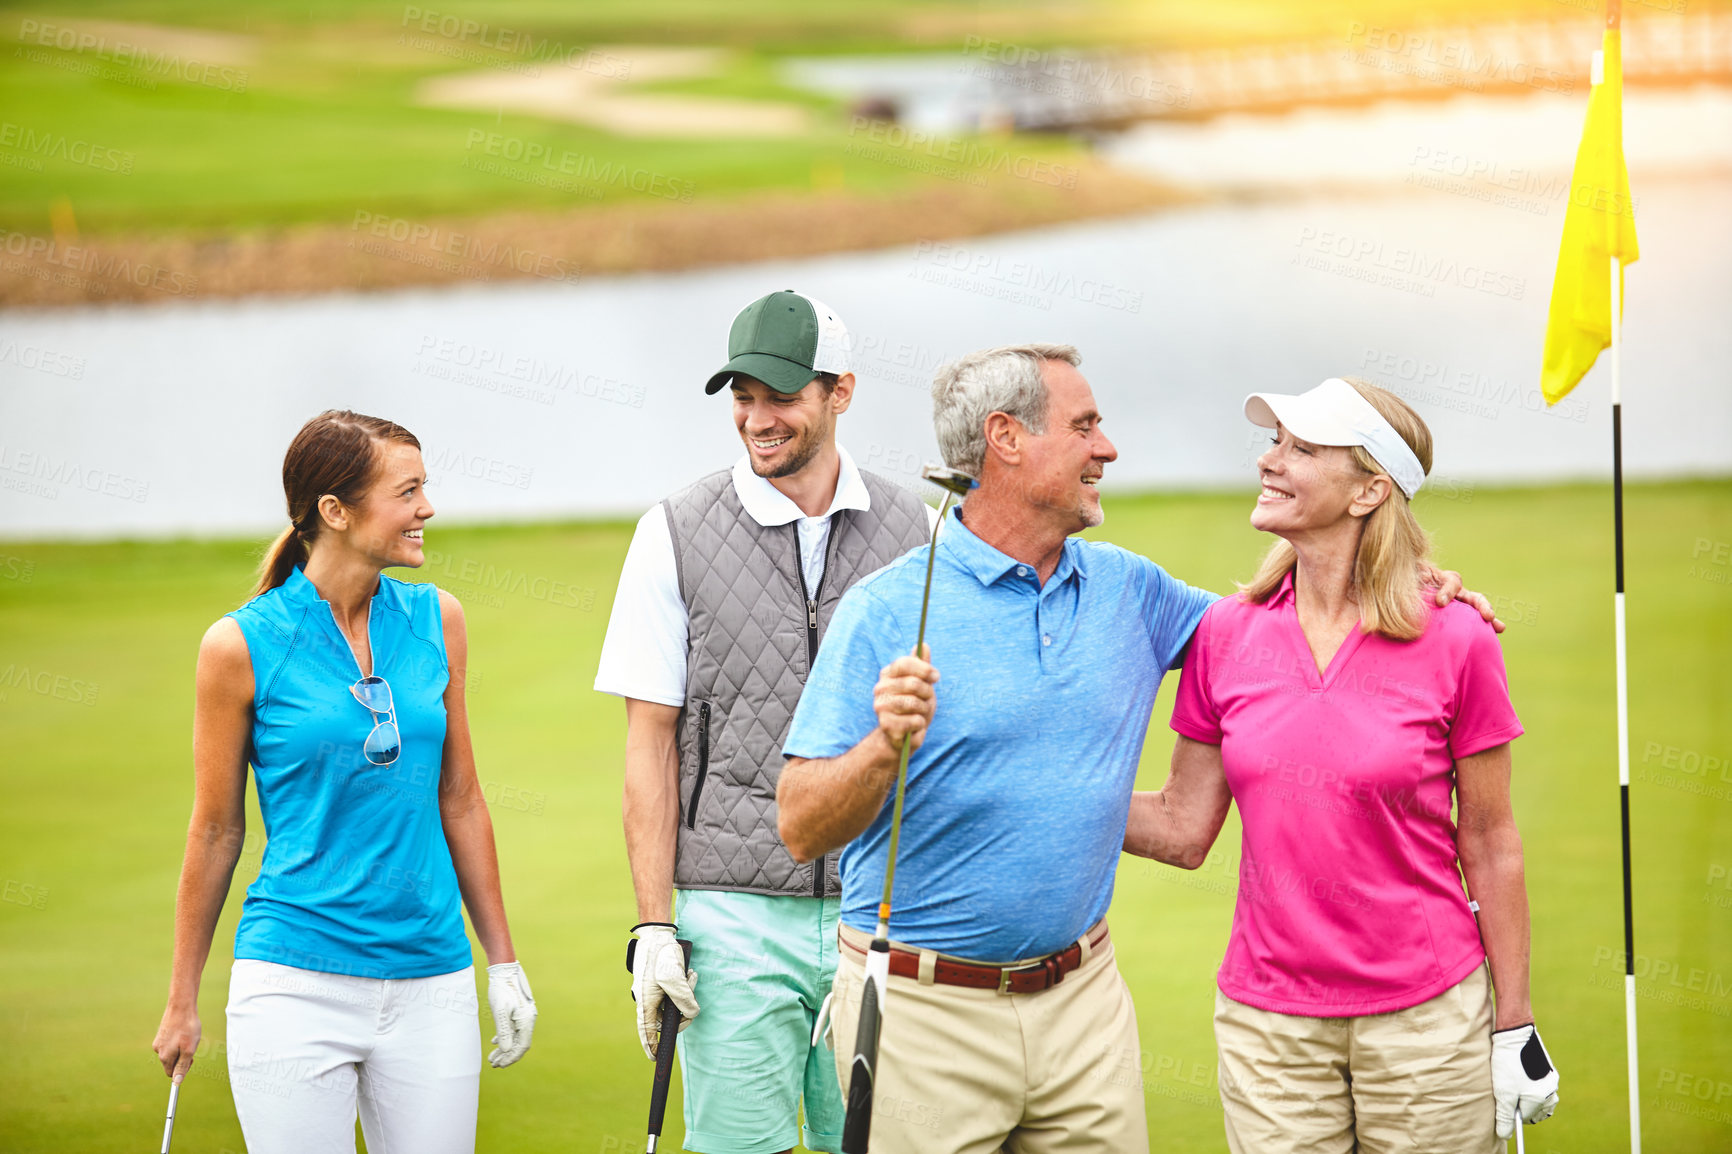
958, 10, 1732, 130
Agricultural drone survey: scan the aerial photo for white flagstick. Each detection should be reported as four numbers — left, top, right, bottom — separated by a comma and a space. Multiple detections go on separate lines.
160, 1076, 182, 1154
1611, 248, 1641, 1154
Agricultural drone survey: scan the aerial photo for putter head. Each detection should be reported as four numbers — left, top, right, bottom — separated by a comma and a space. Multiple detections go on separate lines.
920, 464, 977, 498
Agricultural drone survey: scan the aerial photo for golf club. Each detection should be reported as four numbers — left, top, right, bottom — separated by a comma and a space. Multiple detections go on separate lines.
840, 463, 975, 1154
644, 938, 694, 1154
159, 1075, 181, 1154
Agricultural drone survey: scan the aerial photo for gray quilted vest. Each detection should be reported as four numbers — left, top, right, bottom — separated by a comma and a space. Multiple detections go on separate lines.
664, 467, 931, 897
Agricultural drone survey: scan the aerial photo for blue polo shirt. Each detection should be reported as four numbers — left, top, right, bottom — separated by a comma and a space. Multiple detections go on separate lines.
782, 507, 1217, 962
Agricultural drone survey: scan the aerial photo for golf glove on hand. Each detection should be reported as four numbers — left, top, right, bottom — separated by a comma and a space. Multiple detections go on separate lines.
1492, 1023, 1559, 1138
629, 922, 699, 1060
486, 962, 537, 1068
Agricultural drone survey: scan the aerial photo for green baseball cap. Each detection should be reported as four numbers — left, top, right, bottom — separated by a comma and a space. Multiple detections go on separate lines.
704, 289, 853, 395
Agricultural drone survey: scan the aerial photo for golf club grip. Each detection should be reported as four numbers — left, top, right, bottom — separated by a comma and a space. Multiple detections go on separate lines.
646, 939, 693, 1138
840, 966, 884, 1152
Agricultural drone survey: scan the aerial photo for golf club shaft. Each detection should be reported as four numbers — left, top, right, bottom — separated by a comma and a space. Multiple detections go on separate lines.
873, 490, 955, 937
645, 939, 693, 1150
874, 735, 915, 939
842, 490, 956, 1152
160, 1077, 181, 1154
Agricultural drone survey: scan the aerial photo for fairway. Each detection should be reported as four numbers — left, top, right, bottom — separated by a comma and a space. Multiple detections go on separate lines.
1, 480, 1728, 1152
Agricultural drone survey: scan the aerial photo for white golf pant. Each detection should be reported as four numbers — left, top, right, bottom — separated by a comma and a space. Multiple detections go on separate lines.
225, 959, 481, 1154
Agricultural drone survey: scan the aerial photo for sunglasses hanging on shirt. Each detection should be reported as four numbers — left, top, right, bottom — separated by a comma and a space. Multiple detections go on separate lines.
349, 674, 401, 766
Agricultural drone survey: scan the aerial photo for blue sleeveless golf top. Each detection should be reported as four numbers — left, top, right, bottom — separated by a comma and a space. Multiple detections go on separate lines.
228, 566, 470, 979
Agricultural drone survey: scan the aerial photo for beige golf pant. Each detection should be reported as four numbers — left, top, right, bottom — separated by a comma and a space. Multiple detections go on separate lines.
831, 921, 1149, 1154
1214, 963, 1499, 1154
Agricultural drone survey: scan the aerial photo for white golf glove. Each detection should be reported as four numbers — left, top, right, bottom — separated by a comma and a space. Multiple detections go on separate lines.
629, 922, 699, 1060
486, 961, 537, 1068
1492, 1023, 1559, 1138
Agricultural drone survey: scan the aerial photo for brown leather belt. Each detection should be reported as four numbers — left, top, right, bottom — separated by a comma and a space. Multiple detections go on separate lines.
840, 924, 1109, 995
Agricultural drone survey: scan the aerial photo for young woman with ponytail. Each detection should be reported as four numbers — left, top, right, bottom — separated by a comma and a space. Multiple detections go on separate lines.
1123, 378, 1558, 1152
151, 410, 536, 1154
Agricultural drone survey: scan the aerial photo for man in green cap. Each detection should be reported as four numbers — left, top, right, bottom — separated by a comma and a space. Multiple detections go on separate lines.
595, 290, 934, 1153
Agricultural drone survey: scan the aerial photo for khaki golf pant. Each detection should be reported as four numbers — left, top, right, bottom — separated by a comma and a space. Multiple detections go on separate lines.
830, 921, 1149, 1154
1214, 962, 1499, 1154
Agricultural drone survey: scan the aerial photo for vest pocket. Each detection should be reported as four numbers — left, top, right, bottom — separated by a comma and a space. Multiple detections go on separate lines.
684, 701, 712, 831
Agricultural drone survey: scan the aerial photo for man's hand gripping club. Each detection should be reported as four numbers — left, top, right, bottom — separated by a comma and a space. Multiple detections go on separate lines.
629, 922, 700, 1060
775, 646, 938, 866
873, 645, 938, 761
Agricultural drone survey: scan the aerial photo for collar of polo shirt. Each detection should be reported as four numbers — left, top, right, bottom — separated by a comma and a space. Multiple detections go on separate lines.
943, 506, 1090, 587
1267, 568, 1299, 608
728, 443, 871, 528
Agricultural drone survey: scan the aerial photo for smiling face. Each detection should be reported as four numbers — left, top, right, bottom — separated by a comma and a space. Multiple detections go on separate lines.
1252, 423, 1378, 538
332, 441, 434, 568
731, 375, 847, 480
1018, 359, 1116, 533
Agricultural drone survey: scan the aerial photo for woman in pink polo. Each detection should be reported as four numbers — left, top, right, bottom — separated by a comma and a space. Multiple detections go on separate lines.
1125, 378, 1559, 1153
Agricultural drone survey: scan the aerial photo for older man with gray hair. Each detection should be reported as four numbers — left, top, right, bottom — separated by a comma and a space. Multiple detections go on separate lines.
776, 344, 1494, 1152
775, 342, 1200, 1152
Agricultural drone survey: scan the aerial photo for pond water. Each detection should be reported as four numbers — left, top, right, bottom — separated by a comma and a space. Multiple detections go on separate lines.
1, 90, 1727, 538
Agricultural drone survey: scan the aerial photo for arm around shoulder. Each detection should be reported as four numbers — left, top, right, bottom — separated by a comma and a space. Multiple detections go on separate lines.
1123, 735, 1232, 869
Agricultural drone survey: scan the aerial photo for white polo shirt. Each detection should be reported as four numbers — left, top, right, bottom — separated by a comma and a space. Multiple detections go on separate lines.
594, 445, 936, 707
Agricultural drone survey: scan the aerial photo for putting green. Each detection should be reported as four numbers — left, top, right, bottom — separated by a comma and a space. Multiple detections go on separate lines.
0, 480, 1727, 1151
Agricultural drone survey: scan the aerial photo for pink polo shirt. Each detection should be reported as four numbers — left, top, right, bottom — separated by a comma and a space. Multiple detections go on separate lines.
1170, 570, 1523, 1017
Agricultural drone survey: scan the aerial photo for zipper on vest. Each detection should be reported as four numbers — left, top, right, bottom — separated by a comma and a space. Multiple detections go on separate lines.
794, 520, 839, 900
792, 525, 820, 669
684, 702, 711, 831
799, 574, 823, 896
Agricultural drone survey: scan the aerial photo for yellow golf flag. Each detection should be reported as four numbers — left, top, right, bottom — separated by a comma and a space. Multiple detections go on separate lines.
1541, 27, 1640, 405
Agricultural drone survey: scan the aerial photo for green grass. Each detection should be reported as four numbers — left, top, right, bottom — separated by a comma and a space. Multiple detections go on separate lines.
0, 0, 1091, 236
6, 0, 1717, 236
1, 480, 1729, 1151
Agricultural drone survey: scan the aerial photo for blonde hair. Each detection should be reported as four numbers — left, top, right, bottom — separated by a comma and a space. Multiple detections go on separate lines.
1239, 377, 1435, 641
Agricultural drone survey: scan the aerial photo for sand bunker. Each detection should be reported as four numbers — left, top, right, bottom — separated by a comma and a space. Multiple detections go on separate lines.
416, 46, 810, 138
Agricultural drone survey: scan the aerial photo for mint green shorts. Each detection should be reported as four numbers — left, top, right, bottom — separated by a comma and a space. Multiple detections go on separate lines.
674, 889, 843, 1154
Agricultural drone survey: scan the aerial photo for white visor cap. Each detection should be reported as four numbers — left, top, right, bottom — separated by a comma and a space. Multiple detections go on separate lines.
1244, 378, 1427, 499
